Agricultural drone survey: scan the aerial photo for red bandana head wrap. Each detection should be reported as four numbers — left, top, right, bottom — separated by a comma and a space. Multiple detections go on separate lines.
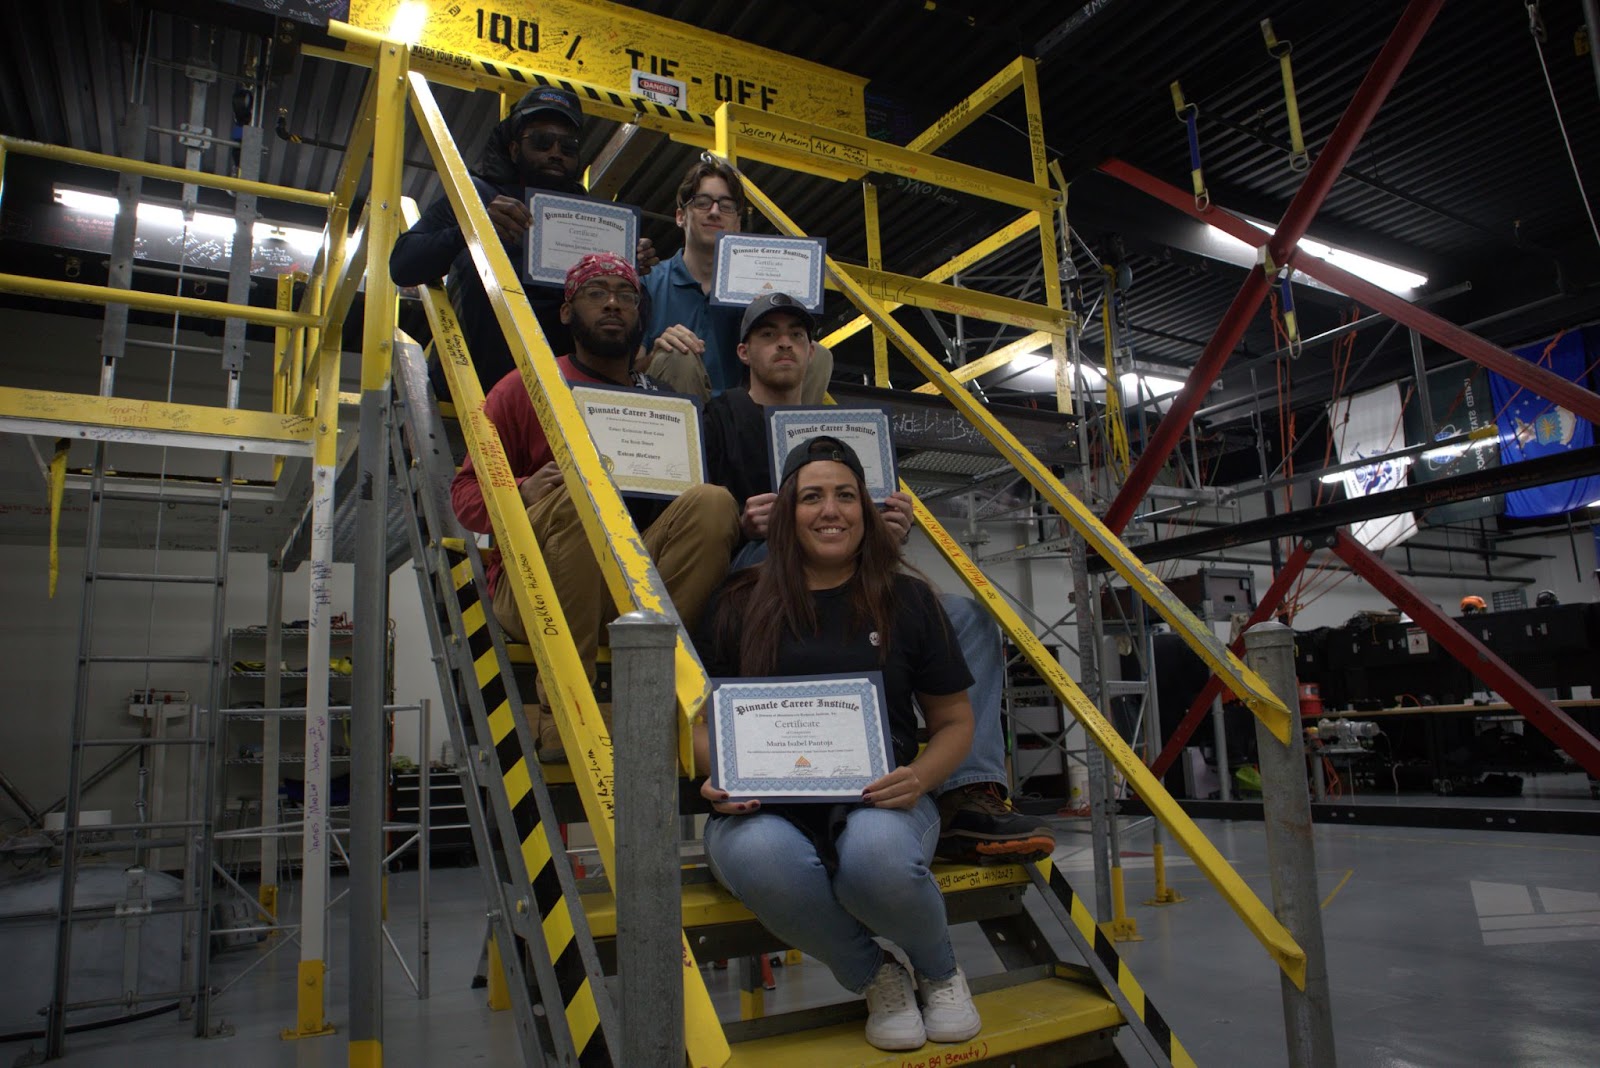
564, 252, 640, 302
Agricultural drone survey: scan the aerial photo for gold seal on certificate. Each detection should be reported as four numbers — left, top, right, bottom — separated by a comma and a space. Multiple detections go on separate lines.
711, 233, 827, 311
569, 384, 705, 499
707, 674, 893, 802
525, 193, 641, 287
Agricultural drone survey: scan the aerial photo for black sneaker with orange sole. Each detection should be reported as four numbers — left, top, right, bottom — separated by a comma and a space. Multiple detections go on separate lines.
935, 783, 1056, 863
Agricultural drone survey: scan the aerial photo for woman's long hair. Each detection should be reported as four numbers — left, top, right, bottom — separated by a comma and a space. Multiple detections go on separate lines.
713, 465, 904, 676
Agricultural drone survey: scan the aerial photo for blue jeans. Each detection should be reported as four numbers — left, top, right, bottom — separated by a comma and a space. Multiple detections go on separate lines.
726, 543, 1009, 798
704, 795, 956, 992
933, 593, 1007, 797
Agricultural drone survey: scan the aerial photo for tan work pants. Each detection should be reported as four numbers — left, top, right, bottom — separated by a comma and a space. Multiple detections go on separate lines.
490, 482, 739, 689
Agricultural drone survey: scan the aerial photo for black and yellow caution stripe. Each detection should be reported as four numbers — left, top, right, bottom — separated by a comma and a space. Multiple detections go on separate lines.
443, 542, 612, 1065
1037, 867, 1196, 1068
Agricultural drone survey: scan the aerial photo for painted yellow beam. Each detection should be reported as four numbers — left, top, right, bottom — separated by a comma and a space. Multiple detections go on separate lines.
910, 330, 1051, 395
361, 41, 406, 392
719, 102, 1056, 210
310, 40, 847, 184
0, 385, 314, 452
407, 71, 709, 771
907, 57, 1028, 155
738, 170, 1306, 989
861, 181, 889, 386
1021, 59, 1073, 415
425, 280, 729, 1068
827, 264, 1073, 334
821, 214, 1038, 349
334, 73, 380, 221
0, 274, 320, 330
400, 88, 730, 1055
1, 135, 334, 209
291, 213, 369, 418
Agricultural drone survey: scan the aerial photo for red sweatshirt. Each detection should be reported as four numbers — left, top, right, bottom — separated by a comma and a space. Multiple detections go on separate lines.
450, 357, 660, 594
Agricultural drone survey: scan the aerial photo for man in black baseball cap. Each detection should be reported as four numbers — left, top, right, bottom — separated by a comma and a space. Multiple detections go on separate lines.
391, 84, 658, 396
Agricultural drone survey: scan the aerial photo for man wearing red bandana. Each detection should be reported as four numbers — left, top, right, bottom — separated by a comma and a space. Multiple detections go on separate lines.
451, 253, 739, 760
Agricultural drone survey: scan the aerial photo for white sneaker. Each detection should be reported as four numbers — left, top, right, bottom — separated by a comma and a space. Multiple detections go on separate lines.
863, 960, 926, 1051
918, 966, 982, 1043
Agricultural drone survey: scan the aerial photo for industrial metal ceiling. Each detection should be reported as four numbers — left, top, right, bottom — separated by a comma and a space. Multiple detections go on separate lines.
3, 0, 1598, 458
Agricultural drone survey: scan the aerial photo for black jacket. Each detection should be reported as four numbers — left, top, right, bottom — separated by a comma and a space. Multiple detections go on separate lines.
389, 125, 585, 395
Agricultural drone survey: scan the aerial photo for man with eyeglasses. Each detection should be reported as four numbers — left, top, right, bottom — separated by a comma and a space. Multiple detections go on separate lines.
452, 253, 738, 761
641, 159, 833, 404
392, 86, 658, 397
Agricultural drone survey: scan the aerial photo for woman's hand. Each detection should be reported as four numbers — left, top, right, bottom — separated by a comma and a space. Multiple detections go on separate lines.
861, 766, 925, 810
701, 780, 761, 816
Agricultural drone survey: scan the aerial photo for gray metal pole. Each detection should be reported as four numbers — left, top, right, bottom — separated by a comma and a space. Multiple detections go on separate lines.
1408, 329, 1436, 442
1068, 537, 1112, 920
1243, 622, 1336, 1068
608, 610, 682, 1068
418, 697, 431, 1001
349, 384, 392, 1053
1211, 693, 1232, 802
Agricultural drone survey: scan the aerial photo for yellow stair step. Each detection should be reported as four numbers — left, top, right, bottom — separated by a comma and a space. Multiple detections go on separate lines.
578, 861, 1040, 937
721, 975, 1123, 1068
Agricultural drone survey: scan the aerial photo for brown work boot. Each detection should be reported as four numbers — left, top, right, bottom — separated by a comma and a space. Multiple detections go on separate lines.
935, 783, 1056, 864
536, 705, 566, 764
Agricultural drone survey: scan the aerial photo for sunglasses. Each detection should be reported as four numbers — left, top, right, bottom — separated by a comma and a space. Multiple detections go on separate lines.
520, 130, 580, 156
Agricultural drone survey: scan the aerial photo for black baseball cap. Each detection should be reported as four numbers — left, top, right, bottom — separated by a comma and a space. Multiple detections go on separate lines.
740, 291, 817, 341
779, 435, 866, 488
510, 87, 583, 132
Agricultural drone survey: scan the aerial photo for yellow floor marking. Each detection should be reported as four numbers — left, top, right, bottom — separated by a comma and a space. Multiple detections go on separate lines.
1321, 869, 1354, 910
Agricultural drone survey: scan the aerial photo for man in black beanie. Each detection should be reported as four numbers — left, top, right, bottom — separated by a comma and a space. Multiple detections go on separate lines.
391, 86, 657, 396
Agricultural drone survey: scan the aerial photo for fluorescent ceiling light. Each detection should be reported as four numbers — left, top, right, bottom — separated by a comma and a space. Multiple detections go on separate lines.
54, 188, 119, 214
388, 2, 429, 45
1244, 220, 1428, 297
54, 183, 323, 254
1121, 371, 1185, 399
1318, 455, 1414, 484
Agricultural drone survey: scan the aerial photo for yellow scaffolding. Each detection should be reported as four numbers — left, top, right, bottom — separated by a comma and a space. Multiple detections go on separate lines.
0, 13, 1315, 1061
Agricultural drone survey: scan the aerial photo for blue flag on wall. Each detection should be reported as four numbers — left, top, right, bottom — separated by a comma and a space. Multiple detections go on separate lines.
1489, 331, 1600, 518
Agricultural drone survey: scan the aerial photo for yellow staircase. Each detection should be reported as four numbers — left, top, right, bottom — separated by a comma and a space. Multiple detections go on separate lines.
358, 25, 1307, 1066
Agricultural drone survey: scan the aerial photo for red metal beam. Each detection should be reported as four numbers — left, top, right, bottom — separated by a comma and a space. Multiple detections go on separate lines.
1104, 0, 1446, 535
1330, 530, 1600, 779
1150, 542, 1314, 778
1098, 156, 1600, 430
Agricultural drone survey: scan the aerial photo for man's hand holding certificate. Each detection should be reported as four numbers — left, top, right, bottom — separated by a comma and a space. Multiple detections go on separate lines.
570, 384, 705, 499
707, 674, 894, 802
525, 192, 641, 287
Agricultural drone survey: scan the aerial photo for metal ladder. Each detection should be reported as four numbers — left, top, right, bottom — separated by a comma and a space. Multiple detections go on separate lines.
32, 47, 268, 1060
388, 333, 621, 1065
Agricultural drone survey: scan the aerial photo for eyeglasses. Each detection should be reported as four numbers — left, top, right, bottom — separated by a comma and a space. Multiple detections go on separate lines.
520, 130, 580, 156
573, 284, 641, 307
682, 193, 740, 215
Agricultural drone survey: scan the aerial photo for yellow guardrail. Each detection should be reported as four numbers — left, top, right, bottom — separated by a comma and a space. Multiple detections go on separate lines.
329, 28, 1309, 1000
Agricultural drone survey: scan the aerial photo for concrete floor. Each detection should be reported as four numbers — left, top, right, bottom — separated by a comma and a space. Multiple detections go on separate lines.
4, 813, 1597, 1067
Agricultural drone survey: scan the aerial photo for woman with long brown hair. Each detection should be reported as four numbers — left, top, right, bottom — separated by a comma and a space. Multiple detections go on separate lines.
693, 436, 981, 1052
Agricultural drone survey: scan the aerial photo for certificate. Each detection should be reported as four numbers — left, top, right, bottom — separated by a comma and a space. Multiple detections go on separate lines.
707, 673, 893, 802
569, 384, 705, 499
766, 406, 898, 503
711, 233, 826, 312
525, 193, 640, 288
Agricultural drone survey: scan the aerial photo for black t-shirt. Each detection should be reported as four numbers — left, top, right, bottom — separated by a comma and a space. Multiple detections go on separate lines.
700, 572, 973, 767
702, 387, 772, 516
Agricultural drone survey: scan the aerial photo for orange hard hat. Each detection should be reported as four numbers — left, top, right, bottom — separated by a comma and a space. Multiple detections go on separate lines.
1460, 595, 1487, 612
